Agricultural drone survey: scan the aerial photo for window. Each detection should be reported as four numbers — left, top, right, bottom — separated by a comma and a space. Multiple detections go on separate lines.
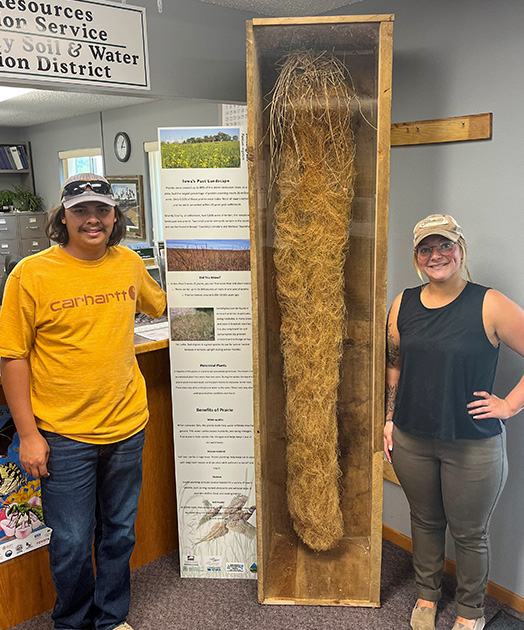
58, 148, 104, 183
144, 141, 163, 243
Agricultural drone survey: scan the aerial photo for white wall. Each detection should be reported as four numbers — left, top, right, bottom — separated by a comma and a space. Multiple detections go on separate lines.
0, 128, 25, 143
143, 0, 254, 102
333, 0, 524, 598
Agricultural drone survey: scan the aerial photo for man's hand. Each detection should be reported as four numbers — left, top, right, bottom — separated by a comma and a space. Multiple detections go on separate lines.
1, 357, 49, 477
19, 432, 50, 478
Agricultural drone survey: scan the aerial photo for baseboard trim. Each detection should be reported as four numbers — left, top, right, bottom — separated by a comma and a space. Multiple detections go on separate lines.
382, 525, 524, 614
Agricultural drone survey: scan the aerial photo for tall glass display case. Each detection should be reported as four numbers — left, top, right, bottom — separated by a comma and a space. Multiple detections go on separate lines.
247, 15, 394, 606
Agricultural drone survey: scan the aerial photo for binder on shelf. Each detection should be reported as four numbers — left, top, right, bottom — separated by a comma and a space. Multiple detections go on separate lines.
17, 145, 28, 169
0, 148, 10, 170
0, 147, 8, 169
8, 146, 24, 170
3, 146, 16, 170
1, 146, 14, 170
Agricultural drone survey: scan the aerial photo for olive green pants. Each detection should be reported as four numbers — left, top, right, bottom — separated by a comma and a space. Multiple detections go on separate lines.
392, 424, 507, 620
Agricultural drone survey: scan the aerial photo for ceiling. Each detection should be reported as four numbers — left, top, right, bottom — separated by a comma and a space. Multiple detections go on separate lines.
0, 89, 159, 128
0, 90, 157, 127
196, 0, 363, 16
0, 0, 361, 128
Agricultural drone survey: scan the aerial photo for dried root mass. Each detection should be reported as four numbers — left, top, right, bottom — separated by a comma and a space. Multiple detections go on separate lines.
270, 50, 356, 551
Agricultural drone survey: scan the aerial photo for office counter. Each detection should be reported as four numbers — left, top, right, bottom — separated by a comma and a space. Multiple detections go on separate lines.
0, 338, 177, 630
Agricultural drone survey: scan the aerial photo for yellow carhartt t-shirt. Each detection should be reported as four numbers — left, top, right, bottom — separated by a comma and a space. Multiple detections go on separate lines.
0, 245, 166, 444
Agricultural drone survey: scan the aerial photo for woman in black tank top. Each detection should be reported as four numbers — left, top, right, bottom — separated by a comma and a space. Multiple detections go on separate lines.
384, 214, 524, 630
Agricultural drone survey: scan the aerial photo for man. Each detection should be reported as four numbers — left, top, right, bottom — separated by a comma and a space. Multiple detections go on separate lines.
0, 173, 166, 630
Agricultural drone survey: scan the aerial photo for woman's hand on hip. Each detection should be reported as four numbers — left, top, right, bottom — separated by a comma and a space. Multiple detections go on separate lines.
384, 420, 394, 463
467, 391, 511, 420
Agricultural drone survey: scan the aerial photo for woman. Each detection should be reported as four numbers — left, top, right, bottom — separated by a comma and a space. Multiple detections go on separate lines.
384, 214, 524, 630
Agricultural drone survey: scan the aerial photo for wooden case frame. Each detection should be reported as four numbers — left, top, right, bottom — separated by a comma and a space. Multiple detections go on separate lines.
247, 15, 393, 606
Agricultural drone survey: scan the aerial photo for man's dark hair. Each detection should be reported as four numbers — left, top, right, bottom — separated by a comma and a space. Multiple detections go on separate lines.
45, 204, 128, 247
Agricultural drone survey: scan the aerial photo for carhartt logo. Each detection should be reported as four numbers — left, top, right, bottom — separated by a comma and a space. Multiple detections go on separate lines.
50, 286, 136, 312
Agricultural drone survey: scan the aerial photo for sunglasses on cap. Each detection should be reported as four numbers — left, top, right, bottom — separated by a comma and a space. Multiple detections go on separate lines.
61, 180, 113, 200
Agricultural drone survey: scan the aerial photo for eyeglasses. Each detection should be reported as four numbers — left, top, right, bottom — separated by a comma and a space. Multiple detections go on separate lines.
415, 241, 457, 260
61, 180, 113, 200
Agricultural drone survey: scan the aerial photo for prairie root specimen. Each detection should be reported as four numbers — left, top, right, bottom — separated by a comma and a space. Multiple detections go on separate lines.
270, 50, 356, 551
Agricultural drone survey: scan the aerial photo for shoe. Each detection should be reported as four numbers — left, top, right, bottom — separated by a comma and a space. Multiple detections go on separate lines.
410, 603, 437, 630
114, 624, 134, 630
451, 618, 485, 630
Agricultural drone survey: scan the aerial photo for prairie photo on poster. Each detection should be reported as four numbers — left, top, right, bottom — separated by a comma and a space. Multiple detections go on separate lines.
106, 175, 145, 239
170, 307, 215, 341
160, 128, 241, 169
166, 239, 250, 272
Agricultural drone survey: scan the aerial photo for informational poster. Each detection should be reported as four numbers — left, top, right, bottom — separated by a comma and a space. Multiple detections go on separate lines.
0, 406, 52, 563
0, 0, 149, 90
160, 126, 256, 579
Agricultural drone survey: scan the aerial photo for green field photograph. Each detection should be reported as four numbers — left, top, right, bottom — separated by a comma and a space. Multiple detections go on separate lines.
170, 307, 215, 341
160, 127, 241, 169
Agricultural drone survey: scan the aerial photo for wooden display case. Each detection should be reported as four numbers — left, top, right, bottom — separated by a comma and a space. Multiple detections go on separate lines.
247, 15, 393, 606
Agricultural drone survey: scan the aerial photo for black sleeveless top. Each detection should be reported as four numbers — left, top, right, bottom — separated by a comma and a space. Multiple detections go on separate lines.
393, 282, 502, 441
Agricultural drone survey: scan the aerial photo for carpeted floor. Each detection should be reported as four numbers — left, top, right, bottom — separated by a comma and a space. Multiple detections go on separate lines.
9, 540, 524, 630
485, 610, 524, 629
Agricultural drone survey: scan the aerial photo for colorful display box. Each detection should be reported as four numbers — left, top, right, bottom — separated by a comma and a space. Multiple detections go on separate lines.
0, 405, 51, 564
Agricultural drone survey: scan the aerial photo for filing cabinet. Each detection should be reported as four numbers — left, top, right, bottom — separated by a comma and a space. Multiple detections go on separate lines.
0, 211, 49, 264
0, 213, 17, 240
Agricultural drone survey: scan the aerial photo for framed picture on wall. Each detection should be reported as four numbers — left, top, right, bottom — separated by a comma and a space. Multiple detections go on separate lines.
106, 175, 145, 239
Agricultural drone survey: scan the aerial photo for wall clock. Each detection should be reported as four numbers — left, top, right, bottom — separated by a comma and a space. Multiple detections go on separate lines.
114, 131, 131, 162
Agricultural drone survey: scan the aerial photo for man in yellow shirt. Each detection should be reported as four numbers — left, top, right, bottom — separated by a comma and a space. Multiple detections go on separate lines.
0, 173, 166, 630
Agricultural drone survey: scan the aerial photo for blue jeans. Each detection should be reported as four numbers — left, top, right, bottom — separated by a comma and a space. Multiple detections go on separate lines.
40, 429, 145, 630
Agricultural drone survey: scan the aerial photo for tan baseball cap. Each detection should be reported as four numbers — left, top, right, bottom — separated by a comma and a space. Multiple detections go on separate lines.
61, 173, 116, 209
413, 214, 463, 248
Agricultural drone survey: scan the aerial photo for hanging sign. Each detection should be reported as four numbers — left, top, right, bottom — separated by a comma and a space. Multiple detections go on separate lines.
0, 0, 149, 89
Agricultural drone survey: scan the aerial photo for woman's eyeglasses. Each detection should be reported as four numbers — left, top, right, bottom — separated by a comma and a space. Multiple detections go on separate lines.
61, 180, 113, 200
415, 241, 457, 260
